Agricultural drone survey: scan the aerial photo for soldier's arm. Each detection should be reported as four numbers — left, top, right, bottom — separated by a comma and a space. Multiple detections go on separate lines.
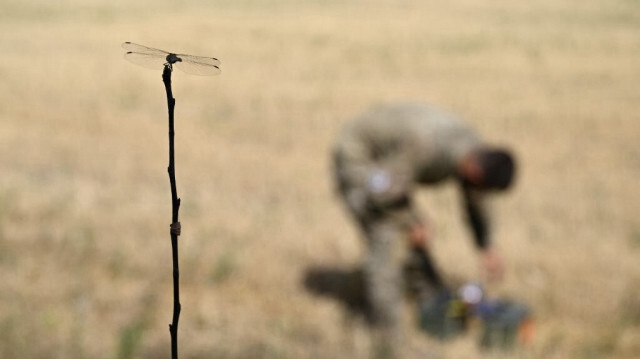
365, 160, 412, 209
461, 184, 490, 249
335, 122, 414, 217
461, 184, 504, 281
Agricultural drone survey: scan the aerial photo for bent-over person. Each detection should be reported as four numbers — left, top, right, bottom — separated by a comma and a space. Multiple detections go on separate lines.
332, 103, 516, 358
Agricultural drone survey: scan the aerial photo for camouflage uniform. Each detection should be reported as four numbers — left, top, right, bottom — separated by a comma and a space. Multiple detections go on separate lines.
333, 103, 489, 357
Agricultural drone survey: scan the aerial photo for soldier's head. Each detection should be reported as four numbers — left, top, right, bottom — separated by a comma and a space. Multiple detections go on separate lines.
460, 148, 516, 190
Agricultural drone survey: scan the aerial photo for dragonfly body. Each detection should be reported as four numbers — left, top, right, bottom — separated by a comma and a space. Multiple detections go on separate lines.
166, 53, 181, 65
122, 42, 221, 76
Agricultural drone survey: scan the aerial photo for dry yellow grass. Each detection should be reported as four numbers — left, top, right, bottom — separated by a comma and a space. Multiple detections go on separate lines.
1, 0, 639, 358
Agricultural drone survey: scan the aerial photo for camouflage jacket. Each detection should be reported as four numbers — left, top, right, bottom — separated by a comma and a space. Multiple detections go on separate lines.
333, 103, 492, 248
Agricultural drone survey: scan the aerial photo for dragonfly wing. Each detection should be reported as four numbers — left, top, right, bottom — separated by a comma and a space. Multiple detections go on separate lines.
123, 52, 167, 70
121, 42, 169, 57
174, 54, 221, 76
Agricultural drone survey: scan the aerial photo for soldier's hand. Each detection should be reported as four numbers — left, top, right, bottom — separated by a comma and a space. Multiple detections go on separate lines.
408, 222, 429, 249
481, 248, 504, 283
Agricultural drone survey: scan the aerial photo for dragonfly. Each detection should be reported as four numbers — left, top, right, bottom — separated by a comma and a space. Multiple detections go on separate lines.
122, 42, 221, 76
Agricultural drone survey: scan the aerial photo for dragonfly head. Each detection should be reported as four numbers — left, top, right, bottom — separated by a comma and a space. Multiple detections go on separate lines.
165, 53, 182, 64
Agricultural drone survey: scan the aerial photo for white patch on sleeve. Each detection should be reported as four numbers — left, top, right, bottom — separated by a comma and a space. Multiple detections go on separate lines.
368, 169, 392, 194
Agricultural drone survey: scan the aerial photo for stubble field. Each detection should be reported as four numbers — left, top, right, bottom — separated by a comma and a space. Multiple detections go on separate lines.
1, 0, 639, 358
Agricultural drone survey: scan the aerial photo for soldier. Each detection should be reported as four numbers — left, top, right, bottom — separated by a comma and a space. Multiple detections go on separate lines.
332, 103, 516, 358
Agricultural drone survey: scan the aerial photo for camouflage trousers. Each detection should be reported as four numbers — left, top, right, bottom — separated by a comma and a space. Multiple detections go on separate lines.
334, 153, 426, 357
361, 216, 409, 358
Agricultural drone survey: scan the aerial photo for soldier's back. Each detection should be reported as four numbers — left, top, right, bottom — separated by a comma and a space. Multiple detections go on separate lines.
339, 103, 482, 184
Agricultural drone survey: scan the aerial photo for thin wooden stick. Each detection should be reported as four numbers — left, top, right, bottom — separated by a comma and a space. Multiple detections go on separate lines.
163, 64, 182, 359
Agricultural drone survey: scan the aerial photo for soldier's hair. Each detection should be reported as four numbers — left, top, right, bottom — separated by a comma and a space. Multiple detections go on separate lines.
477, 149, 516, 190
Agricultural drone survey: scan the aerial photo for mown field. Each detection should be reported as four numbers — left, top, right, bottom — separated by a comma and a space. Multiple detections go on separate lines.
0, 0, 639, 358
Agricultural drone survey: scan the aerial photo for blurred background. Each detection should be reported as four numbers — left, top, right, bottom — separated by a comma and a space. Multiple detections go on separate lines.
1, 0, 639, 358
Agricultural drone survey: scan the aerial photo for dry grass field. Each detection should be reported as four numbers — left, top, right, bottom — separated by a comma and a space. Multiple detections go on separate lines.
1, 0, 639, 358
